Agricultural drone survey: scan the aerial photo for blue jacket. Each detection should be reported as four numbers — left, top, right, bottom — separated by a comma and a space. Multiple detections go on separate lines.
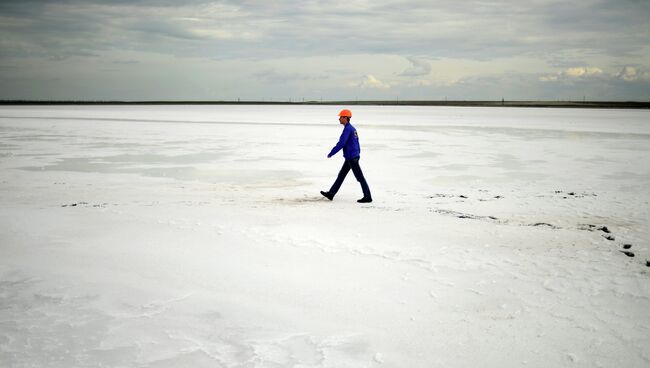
328, 123, 361, 159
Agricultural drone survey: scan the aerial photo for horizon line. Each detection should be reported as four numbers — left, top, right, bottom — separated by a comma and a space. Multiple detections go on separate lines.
1, 99, 649, 109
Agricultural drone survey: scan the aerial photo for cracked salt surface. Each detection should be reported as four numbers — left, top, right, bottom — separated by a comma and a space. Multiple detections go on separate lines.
1, 105, 650, 367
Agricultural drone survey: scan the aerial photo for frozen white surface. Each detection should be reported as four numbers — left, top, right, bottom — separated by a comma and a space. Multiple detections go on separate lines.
1, 105, 649, 367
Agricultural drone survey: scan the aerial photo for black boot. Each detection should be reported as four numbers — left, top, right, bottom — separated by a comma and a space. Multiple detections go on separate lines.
357, 197, 372, 203
320, 191, 333, 200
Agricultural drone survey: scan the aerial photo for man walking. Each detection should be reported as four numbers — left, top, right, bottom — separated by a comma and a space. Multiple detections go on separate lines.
321, 109, 372, 203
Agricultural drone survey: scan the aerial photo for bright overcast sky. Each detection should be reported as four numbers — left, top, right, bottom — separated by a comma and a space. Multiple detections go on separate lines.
1, 0, 649, 101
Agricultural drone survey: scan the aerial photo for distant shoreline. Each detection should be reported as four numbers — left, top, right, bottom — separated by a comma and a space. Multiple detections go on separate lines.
1, 100, 649, 109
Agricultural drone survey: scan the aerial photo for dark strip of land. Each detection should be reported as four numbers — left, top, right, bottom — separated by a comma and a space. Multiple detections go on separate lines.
1, 100, 649, 109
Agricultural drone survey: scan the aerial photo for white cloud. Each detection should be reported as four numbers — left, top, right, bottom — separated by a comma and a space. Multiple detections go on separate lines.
539, 65, 650, 85
563, 66, 603, 78
538, 75, 558, 82
539, 66, 603, 82
356, 75, 391, 89
616, 66, 650, 81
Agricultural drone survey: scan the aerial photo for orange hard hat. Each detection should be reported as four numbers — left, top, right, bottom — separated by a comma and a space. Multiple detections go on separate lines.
338, 109, 352, 118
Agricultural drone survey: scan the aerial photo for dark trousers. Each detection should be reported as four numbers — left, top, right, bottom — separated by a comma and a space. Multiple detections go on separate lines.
329, 158, 371, 198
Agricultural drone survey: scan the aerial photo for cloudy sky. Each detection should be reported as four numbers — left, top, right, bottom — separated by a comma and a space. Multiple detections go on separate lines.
1, 0, 649, 101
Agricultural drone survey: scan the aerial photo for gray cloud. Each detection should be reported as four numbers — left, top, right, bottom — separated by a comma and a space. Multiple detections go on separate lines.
2, 0, 648, 60
0, 0, 648, 100
400, 57, 432, 77
254, 69, 329, 83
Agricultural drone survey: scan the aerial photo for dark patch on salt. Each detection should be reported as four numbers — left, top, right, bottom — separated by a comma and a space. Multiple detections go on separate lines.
623, 244, 632, 249
429, 193, 454, 199
578, 224, 597, 231
430, 209, 500, 222
620, 251, 634, 257
62, 201, 106, 208
598, 226, 611, 233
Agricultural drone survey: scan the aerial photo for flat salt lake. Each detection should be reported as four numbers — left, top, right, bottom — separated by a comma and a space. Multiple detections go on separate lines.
1, 105, 649, 367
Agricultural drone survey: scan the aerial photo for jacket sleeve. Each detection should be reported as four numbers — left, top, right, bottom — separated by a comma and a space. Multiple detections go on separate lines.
328, 125, 351, 157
